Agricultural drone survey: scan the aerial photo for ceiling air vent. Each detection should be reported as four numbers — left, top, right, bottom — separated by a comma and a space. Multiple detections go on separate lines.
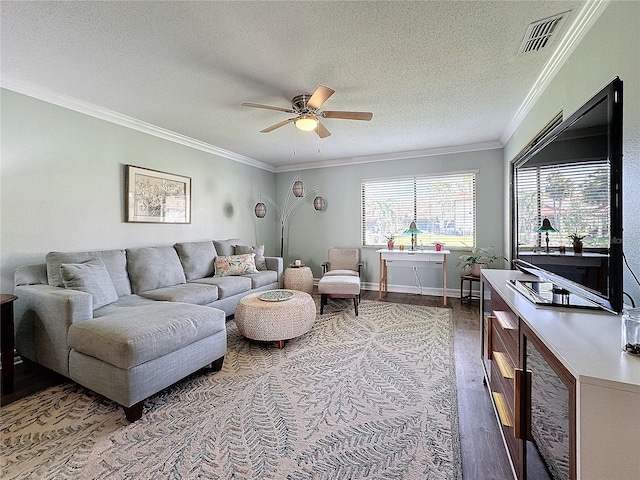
518, 11, 569, 55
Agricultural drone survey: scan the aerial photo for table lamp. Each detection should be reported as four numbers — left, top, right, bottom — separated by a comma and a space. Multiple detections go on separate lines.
403, 221, 422, 251
537, 218, 557, 253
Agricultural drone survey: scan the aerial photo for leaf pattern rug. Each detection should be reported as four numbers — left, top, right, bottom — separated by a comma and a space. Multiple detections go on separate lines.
1, 299, 461, 479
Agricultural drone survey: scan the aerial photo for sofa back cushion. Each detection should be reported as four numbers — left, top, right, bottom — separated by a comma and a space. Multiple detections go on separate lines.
234, 244, 267, 270
127, 246, 186, 293
213, 238, 241, 257
46, 249, 131, 297
174, 241, 217, 280
60, 259, 119, 309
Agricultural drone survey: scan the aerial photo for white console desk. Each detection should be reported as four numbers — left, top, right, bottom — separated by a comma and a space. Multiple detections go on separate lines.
377, 248, 450, 305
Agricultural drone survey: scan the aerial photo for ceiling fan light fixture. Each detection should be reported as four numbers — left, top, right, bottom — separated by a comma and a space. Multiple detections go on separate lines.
295, 114, 318, 132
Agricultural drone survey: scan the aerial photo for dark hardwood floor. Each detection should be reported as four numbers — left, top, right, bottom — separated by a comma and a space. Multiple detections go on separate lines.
1, 360, 65, 406
2, 290, 513, 479
360, 290, 513, 480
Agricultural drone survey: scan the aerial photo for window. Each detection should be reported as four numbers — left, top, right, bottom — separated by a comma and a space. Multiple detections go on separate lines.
515, 160, 610, 248
361, 172, 477, 248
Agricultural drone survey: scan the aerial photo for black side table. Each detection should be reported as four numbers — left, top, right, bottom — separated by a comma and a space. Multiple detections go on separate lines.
1, 294, 18, 393
460, 274, 481, 305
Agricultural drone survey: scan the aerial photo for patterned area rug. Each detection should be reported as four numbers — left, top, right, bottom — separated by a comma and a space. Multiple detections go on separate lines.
1, 300, 461, 479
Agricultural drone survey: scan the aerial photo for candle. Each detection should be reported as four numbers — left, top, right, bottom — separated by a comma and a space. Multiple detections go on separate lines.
295, 259, 301, 266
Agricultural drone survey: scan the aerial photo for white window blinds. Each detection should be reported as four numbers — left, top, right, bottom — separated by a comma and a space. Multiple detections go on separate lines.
515, 160, 610, 248
361, 172, 476, 247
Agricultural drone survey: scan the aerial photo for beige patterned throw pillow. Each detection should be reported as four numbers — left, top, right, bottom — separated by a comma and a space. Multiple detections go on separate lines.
214, 253, 259, 276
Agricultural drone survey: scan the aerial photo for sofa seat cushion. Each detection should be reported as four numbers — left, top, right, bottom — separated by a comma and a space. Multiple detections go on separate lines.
68, 303, 226, 370
191, 275, 252, 299
245, 270, 279, 289
138, 283, 219, 305
126, 246, 186, 293
93, 295, 158, 318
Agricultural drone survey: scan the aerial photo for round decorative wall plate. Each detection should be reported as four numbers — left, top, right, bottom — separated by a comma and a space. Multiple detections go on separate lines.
258, 290, 295, 302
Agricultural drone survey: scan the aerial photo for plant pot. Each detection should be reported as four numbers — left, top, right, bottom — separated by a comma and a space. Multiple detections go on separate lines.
470, 263, 487, 277
573, 244, 583, 253
387, 242, 394, 250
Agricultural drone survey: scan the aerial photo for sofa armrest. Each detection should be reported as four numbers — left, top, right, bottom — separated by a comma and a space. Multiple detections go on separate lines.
264, 257, 284, 287
14, 284, 93, 377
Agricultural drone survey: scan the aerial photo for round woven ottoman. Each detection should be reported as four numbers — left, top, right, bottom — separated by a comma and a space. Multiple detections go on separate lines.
235, 290, 316, 349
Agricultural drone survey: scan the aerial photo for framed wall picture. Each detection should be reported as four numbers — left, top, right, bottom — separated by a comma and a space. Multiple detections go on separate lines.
125, 165, 191, 223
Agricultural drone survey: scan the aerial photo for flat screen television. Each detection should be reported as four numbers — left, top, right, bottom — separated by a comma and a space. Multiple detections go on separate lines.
512, 77, 623, 313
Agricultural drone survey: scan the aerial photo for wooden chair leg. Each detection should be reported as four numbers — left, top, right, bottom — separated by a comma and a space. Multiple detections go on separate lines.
123, 400, 144, 422
354, 297, 358, 316
320, 294, 327, 314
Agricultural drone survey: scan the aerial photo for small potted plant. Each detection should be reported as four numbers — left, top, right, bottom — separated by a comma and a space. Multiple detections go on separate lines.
568, 233, 585, 253
384, 234, 396, 250
456, 245, 506, 277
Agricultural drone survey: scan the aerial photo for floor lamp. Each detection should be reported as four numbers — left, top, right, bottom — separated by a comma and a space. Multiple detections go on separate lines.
254, 173, 325, 257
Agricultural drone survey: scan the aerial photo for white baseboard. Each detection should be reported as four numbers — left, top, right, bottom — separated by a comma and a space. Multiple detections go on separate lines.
312, 279, 485, 300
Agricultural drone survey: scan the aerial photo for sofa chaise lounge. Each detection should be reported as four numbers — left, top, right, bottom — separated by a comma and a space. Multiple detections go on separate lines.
13, 239, 283, 421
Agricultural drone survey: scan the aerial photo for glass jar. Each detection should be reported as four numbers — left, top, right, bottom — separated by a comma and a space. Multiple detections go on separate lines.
622, 307, 640, 356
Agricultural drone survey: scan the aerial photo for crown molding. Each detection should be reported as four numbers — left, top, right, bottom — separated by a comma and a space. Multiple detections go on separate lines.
500, 0, 610, 146
274, 140, 504, 173
2, 76, 502, 174
0, 76, 276, 173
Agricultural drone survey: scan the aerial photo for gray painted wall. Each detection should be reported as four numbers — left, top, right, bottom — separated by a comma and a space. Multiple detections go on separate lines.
504, 0, 640, 306
0, 89, 276, 293
2, 1, 636, 304
275, 148, 506, 294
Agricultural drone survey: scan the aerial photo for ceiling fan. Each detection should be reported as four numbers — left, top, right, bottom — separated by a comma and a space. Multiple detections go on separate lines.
241, 85, 373, 138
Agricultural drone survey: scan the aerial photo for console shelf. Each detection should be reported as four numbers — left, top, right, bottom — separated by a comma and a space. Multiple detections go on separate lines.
481, 269, 640, 480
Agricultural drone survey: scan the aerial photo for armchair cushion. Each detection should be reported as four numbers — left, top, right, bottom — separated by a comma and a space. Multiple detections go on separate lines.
323, 269, 360, 277
323, 248, 362, 277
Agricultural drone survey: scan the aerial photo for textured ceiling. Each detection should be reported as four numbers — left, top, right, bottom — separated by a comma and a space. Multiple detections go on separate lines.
1, 1, 588, 171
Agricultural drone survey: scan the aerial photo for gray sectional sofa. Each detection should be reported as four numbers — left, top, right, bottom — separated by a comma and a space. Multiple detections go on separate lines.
13, 239, 283, 421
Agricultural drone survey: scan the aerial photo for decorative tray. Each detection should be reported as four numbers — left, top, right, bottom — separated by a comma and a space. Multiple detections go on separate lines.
258, 290, 295, 302
289, 264, 306, 268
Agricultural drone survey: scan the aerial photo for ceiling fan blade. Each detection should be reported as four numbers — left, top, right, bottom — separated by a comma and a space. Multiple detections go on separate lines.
307, 85, 335, 111
260, 118, 296, 133
315, 121, 331, 138
321, 111, 373, 121
241, 102, 295, 114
